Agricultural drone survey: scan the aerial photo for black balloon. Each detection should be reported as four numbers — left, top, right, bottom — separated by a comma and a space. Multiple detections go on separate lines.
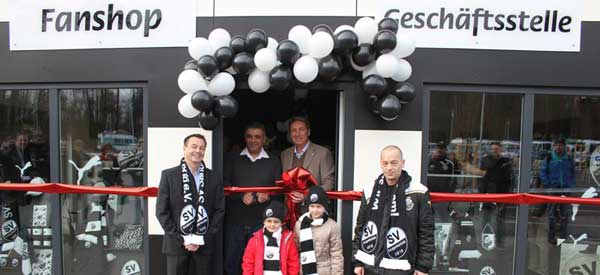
378, 17, 399, 34
318, 55, 342, 82
333, 30, 359, 54
276, 40, 301, 66
362, 75, 388, 97
245, 29, 268, 54
378, 94, 402, 120
197, 55, 219, 79
191, 90, 214, 113
352, 44, 376, 67
391, 82, 416, 102
269, 65, 293, 91
312, 24, 334, 35
230, 35, 247, 54
373, 30, 397, 54
183, 60, 198, 71
213, 95, 239, 118
214, 47, 234, 70
232, 52, 255, 75
198, 112, 219, 130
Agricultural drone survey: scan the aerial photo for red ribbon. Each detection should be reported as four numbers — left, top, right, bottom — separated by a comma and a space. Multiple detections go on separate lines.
2, 182, 600, 206
275, 167, 318, 225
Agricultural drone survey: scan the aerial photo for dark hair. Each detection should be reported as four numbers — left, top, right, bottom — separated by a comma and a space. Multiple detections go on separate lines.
553, 137, 566, 145
244, 122, 266, 135
184, 134, 207, 146
435, 142, 447, 150
490, 142, 502, 147
289, 116, 311, 130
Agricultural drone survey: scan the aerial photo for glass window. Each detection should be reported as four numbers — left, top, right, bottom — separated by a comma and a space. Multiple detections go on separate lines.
0, 89, 52, 275
59, 88, 144, 275
526, 95, 600, 275
428, 91, 522, 274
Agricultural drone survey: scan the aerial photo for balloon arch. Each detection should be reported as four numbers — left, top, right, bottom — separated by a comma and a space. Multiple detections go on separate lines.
177, 17, 417, 130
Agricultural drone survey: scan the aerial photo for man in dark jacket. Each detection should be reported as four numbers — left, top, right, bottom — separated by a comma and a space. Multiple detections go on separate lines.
223, 122, 282, 275
155, 134, 225, 275
539, 138, 575, 243
479, 142, 513, 247
427, 143, 456, 222
353, 145, 434, 275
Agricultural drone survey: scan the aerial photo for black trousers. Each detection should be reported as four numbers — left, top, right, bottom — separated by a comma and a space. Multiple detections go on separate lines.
166, 252, 211, 275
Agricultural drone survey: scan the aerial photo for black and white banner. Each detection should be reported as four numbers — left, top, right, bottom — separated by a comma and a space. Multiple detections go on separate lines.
9, 0, 196, 50
359, 0, 582, 52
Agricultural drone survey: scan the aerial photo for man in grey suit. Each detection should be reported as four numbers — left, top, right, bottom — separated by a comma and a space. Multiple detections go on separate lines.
281, 117, 335, 203
156, 134, 224, 275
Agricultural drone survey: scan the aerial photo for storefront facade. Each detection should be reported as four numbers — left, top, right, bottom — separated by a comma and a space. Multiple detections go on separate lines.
1, 1, 599, 275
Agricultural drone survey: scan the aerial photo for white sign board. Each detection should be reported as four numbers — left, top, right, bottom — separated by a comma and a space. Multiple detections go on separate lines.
9, 0, 196, 50
358, 0, 582, 52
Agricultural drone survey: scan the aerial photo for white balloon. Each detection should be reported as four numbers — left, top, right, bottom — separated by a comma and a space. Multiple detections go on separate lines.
392, 59, 413, 82
208, 72, 236, 96
188, 37, 214, 60
208, 28, 231, 51
391, 33, 416, 58
361, 62, 378, 79
254, 48, 278, 72
354, 17, 378, 44
288, 25, 312, 54
376, 54, 400, 78
267, 37, 279, 50
177, 70, 208, 94
293, 56, 319, 83
248, 69, 270, 93
308, 32, 334, 58
178, 95, 200, 118
350, 57, 369, 71
334, 25, 355, 35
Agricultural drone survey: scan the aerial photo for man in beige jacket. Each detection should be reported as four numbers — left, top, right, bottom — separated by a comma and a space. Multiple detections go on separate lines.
280, 117, 335, 203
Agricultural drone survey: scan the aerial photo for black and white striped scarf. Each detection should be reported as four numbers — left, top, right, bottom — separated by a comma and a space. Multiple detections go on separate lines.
263, 227, 282, 275
179, 158, 209, 245
299, 212, 329, 275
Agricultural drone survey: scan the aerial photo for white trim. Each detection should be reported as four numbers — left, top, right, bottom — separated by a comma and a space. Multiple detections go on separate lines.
379, 258, 412, 270
354, 250, 375, 266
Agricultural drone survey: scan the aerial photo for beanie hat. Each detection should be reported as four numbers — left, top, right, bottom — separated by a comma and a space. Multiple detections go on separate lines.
263, 200, 285, 222
305, 185, 330, 211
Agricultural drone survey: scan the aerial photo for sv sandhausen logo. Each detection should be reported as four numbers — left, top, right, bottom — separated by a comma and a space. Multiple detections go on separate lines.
41, 4, 162, 37
386, 227, 408, 259
385, 7, 574, 36
361, 221, 379, 253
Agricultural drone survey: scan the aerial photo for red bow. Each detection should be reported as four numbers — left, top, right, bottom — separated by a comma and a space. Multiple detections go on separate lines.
276, 167, 317, 225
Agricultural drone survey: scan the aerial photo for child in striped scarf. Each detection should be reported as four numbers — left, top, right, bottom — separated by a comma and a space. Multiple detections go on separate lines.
242, 200, 300, 275
294, 186, 343, 275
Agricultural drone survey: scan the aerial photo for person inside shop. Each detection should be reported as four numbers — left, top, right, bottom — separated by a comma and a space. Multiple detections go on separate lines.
427, 142, 456, 222
224, 122, 282, 275
353, 145, 434, 275
3, 132, 38, 182
155, 134, 225, 275
280, 117, 335, 206
539, 137, 575, 244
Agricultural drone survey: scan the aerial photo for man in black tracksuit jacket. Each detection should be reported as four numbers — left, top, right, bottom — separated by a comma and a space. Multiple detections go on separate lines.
353, 146, 434, 275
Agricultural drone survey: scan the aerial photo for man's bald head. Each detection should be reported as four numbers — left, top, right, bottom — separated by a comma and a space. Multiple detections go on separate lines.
381, 145, 404, 160
380, 145, 405, 185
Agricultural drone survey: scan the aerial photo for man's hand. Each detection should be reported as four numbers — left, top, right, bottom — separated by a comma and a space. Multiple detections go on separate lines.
414, 271, 428, 275
242, 192, 254, 205
257, 192, 270, 203
354, 267, 364, 275
185, 244, 200, 252
290, 191, 305, 203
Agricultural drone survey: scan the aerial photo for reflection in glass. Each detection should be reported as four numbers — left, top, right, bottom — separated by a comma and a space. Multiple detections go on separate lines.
428, 92, 522, 274
59, 88, 144, 275
527, 95, 600, 275
0, 89, 52, 275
